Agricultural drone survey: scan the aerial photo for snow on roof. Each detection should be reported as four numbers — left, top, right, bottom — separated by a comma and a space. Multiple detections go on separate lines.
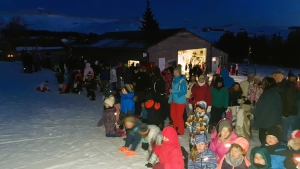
16, 46, 64, 51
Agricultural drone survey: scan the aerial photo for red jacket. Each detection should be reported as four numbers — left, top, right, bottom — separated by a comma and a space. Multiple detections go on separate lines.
153, 126, 184, 169
189, 82, 212, 106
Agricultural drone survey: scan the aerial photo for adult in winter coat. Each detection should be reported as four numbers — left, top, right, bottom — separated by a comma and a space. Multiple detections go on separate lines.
110, 66, 117, 89
189, 74, 212, 112
220, 69, 234, 89
138, 124, 163, 168
99, 66, 110, 92
249, 147, 272, 169
209, 77, 229, 129
83, 63, 94, 81
168, 66, 187, 135
272, 69, 298, 141
122, 64, 133, 84
149, 67, 167, 123
228, 82, 243, 118
253, 77, 283, 144
240, 73, 255, 98
86, 74, 97, 101
152, 126, 184, 169
209, 119, 238, 164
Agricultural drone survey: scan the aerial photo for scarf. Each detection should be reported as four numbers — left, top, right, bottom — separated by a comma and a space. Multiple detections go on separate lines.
197, 81, 205, 86
225, 153, 244, 167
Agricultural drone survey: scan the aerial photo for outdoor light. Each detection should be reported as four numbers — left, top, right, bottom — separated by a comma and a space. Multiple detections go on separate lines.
7, 54, 13, 57
212, 57, 216, 62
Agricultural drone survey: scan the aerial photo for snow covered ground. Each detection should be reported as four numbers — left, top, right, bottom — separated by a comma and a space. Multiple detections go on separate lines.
0, 61, 298, 169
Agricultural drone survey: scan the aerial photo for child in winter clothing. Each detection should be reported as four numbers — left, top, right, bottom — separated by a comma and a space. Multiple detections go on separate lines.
209, 119, 238, 164
284, 130, 300, 169
97, 97, 123, 137
249, 147, 272, 169
152, 126, 184, 169
186, 101, 209, 149
138, 123, 163, 168
188, 134, 217, 169
36, 80, 50, 92
140, 103, 148, 124
117, 84, 135, 129
118, 117, 141, 156
261, 125, 287, 169
218, 137, 251, 169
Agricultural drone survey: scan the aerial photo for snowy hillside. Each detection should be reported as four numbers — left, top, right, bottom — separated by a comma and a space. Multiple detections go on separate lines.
0, 9, 141, 34
1, 61, 299, 168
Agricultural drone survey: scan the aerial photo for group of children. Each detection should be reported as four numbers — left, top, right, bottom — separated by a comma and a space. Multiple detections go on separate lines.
94, 78, 300, 169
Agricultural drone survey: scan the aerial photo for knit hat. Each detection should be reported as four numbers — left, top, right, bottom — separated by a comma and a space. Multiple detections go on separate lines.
104, 97, 115, 107
138, 123, 150, 135
266, 125, 283, 140
218, 119, 232, 132
195, 101, 207, 109
123, 84, 133, 93
290, 130, 300, 139
194, 134, 208, 144
215, 76, 224, 83
288, 70, 297, 78
124, 116, 135, 124
271, 69, 285, 75
174, 66, 182, 75
233, 137, 250, 154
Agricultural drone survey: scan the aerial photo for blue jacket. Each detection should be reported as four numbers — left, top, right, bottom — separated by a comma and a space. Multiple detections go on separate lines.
188, 148, 217, 169
220, 69, 234, 89
120, 92, 135, 114
261, 142, 287, 169
168, 75, 187, 104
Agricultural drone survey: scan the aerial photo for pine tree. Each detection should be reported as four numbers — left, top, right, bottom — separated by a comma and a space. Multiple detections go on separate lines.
139, 0, 160, 31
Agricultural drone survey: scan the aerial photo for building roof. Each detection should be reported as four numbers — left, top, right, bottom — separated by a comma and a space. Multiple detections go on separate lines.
74, 28, 188, 49
11, 37, 65, 47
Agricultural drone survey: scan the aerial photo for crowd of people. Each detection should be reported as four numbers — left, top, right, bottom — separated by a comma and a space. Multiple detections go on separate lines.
49, 57, 300, 169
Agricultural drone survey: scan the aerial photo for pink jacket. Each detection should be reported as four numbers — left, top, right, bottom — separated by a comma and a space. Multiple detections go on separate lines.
209, 120, 238, 164
83, 63, 94, 81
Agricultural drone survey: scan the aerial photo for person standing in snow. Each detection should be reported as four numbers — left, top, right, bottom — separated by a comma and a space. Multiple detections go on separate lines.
152, 126, 184, 169
83, 63, 94, 81
240, 73, 255, 98
271, 69, 298, 141
97, 97, 124, 137
138, 123, 163, 168
209, 77, 229, 132
168, 66, 187, 135
110, 66, 117, 89
117, 84, 135, 129
85, 73, 97, 101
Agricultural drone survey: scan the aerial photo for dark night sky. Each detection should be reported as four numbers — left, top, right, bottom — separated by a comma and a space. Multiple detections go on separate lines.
0, 0, 300, 28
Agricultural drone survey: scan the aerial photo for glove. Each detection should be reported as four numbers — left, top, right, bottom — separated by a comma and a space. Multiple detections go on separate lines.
206, 106, 212, 113
141, 142, 149, 150
145, 163, 153, 168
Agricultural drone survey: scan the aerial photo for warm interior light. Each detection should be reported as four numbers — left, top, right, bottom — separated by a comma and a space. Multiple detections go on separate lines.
212, 57, 216, 62
7, 54, 13, 57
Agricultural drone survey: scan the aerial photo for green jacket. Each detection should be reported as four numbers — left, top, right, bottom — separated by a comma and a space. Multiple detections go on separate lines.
249, 147, 272, 169
210, 87, 229, 108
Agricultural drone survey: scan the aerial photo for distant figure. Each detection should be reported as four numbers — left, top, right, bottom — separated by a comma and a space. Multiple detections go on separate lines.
36, 80, 50, 92
235, 64, 239, 75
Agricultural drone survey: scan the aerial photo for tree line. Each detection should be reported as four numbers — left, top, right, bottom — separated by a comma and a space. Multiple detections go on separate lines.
215, 29, 300, 68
